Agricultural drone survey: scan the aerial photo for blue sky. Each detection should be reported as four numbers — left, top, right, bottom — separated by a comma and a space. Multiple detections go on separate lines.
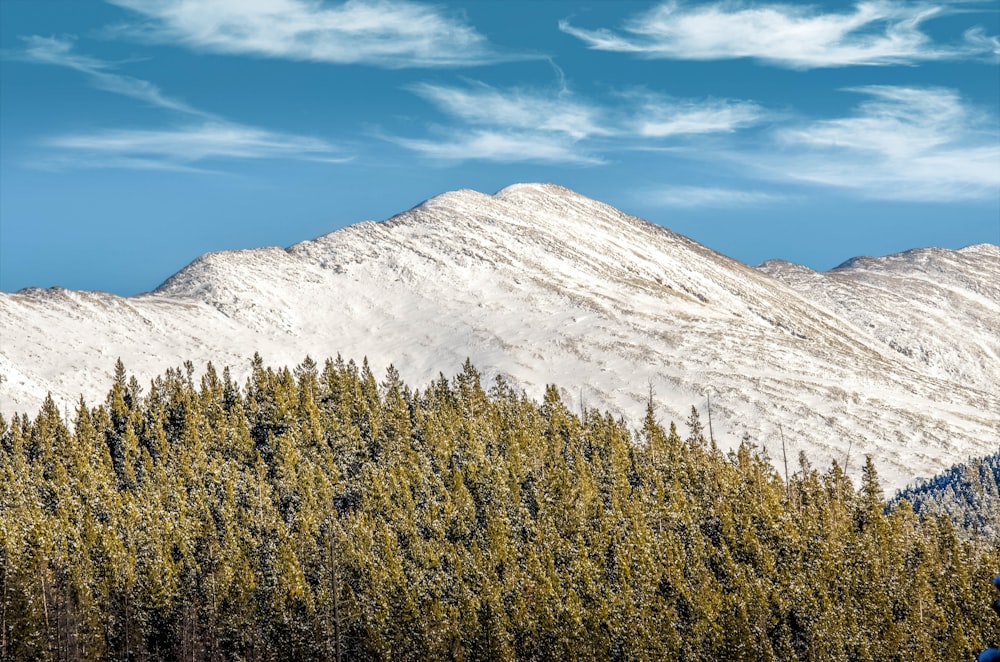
1, 0, 998, 295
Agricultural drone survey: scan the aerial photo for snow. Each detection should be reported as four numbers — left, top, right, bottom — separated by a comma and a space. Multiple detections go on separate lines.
759, 244, 1000, 395
2, 183, 997, 490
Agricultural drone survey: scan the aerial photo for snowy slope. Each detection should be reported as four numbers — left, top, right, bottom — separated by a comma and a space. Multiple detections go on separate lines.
2, 184, 997, 489
758, 245, 1000, 394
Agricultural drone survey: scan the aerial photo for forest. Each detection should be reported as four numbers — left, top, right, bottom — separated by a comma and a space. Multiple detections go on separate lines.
896, 451, 1000, 544
1, 355, 998, 661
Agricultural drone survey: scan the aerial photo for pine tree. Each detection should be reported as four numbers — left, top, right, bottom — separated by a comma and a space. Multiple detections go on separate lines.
3, 357, 999, 660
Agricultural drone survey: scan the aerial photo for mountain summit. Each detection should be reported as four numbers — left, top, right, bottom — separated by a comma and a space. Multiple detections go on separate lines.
2, 184, 997, 488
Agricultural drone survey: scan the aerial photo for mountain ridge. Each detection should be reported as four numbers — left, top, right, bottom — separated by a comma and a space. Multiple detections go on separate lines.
758, 241, 1000, 394
2, 183, 997, 489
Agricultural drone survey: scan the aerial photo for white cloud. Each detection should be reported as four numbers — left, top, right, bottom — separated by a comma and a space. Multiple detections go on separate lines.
644, 186, 786, 208
625, 93, 763, 137
763, 86, 1000, 201
393, 84, 606, 163
392, 82, 764, 163
106, 0, 503, 67
409, 82, 608, 141
41, 122, 348, 171
392, 129, 601, 164
18, 35, 206, 116
560, 1, 998, 69
17, 37, 348, 170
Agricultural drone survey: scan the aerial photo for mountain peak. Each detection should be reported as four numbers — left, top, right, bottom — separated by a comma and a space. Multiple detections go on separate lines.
756, 259, 816, 277
959, 243, 1000, 256
831, 244, 999, 272
3, 186, 997, 490
407, 187, 492, 214
399, 182, 585, 213
380, 184, 573, 231
495, 182, 581, 200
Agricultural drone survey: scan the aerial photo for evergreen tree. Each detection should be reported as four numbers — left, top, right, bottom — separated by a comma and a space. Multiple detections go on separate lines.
1, 356, 997, 660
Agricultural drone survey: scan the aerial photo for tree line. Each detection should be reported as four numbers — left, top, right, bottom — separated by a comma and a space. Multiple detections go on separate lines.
1, 355, 997, 661
895, 451, 1000, 544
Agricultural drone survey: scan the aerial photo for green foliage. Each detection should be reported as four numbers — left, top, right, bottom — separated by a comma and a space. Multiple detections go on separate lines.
1, 357, 997, 660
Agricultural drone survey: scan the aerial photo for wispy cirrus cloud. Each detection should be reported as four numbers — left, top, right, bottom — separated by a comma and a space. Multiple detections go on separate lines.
643, 186, 787, 208
633, 86, 1000, 204
760, 86, 1000, 201
623, 91, 763, 137
17, 36, 347, 171
391, 129, 602, 165
106, 0, 507, 67
560, 1, 999, 69
391, 82, 765, 163
409, 82, 608, 141
39, 123, 349, 172
18, 35, 207, 116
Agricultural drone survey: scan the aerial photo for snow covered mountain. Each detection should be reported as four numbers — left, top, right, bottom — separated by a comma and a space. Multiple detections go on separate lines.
2, 183, 997, 489
758, 245, 1000, 395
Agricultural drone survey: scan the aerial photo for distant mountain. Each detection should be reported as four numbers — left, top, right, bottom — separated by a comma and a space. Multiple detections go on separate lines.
758, 244, 1000, 396
2, 183, 997, 489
